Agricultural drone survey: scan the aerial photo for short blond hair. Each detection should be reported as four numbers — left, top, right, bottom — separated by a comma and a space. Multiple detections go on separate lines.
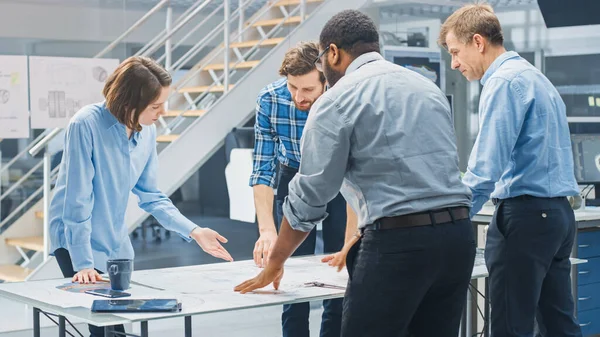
438, 3, 504, 48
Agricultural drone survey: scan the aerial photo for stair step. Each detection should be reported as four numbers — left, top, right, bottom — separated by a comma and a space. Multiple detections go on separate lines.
156, 134, 180, 143
230, 37, 285, 49
252, 16, 302, 28
35, 211, 44, 219
204, 60, 260, 71
5, 236, 44, 252
179, 84, 234, 94
0, 264, 33, 282
163, 110, 207, 118
275, 0, 322, 6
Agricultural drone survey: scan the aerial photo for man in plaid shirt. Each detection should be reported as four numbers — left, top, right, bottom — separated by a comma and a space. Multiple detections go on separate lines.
249, 41, 355, 337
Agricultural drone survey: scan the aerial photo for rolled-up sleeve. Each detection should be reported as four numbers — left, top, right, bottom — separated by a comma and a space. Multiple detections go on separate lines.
132, 126, 197, 241
463, 77, 528, 217
282, 97, 351, 232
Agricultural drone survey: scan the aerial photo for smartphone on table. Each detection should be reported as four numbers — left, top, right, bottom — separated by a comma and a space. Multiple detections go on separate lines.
85, 289, 131, 298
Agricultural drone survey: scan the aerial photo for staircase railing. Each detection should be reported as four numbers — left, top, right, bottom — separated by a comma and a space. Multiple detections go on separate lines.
3, 0, 311, 261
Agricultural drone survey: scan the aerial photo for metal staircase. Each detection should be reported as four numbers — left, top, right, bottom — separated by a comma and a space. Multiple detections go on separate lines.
0, 0, 370, 282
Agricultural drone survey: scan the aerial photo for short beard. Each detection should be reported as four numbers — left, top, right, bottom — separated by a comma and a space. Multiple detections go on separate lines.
323, 60, 344, 88
293, 100, 312, 111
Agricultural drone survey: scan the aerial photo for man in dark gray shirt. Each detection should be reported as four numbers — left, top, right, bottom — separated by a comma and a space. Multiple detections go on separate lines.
236, 10, 475, 337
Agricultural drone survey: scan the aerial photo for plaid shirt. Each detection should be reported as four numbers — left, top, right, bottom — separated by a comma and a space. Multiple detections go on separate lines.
249, 78, 308, 188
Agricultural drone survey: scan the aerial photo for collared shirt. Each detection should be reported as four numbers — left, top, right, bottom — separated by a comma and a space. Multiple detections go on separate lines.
49, 102, 197, 272
282, 52, 471, 232
462, 51, 579, 218
249, 78, 309, 188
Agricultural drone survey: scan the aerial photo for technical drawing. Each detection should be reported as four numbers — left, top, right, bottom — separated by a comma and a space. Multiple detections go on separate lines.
39, 91, 83, 118
0, 89, 9, 104
47, 63, 87, 86
92, 66, 108, 82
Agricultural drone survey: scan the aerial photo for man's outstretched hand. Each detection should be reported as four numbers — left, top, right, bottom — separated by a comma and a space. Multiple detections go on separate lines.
321, 230, 361, 272
234, 264, 284, 294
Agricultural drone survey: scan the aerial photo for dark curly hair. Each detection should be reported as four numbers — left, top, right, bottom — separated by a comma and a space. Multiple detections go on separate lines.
319, 10, 380, 58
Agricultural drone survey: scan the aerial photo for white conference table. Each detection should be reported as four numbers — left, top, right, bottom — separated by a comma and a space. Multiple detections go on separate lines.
0, 252, 586, 337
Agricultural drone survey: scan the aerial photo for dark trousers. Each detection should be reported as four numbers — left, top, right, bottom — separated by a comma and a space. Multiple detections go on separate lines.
486, 196, 582, 337
275, 165, 346, 337
342, 215, 475, 337
54, 248, 126, 337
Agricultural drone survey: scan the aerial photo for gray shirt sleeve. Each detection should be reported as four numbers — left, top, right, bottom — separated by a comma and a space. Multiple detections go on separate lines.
282, 96, 351, 232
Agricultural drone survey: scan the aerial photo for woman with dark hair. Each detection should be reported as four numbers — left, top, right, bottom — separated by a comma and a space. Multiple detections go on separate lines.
49, 56, 232, 336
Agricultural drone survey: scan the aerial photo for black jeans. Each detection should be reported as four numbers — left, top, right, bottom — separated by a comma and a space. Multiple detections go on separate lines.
54, 248, 126, 337
486, 197, 582, 337
275, 164, 346, 337
342, 215, 475, 337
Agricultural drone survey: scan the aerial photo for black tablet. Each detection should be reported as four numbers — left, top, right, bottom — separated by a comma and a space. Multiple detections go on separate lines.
91, 299, 182, 313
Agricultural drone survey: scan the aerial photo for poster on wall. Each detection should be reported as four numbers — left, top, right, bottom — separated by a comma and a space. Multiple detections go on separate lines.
0, 56, 30, 138
29, 56, 119, 129
383, 47, 444, 89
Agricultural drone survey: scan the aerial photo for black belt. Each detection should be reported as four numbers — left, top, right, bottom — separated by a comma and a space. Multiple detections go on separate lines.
365, 207, 469, 231
491, 195, 566, 205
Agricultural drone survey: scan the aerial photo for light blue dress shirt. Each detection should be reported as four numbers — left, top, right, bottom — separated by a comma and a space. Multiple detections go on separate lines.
282, 52, 471, 232
49, 102, 197, 272
462, 51, 579, 218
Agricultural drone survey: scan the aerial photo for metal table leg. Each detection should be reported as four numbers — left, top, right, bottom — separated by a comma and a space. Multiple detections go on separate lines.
460, 301, 467, 337
33, 308, 41, 337
104, 325, 113, 337
185, 316, 192, 337
141, 321, 149, 337
58, 316, 66, 337
484, 277, 490, 337
466, 281, 473, 337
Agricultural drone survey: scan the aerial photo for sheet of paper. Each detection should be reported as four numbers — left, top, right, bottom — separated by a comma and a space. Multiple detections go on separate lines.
29, 56, 119, 128
0, 55, 29, 138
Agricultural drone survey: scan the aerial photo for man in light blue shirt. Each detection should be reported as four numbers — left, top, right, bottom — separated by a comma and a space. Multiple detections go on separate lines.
440, 4, 581, 337
237, 10, 475, 337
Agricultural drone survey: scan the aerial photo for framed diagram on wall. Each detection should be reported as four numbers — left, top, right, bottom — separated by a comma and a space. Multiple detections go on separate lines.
29, 56, 119, 129
0, 55, 29, 138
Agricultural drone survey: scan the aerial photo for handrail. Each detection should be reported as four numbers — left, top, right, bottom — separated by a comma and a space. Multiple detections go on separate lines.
171, 0, 279, 90
142, 0, 216, 58
156, 3, 225, 64
161, 0, 258, 71
167, 3, 302, 129
166, 0, 303, 125
94, 0, 170, 58
29, 128, 62, 157
0, 129, 50, 175
0, 168, 59, 233
0, 160, 43, 202
135, 0, 208, 57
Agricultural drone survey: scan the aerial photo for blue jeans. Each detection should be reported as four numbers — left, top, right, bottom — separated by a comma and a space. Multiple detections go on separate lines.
276, 164, 345, 337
